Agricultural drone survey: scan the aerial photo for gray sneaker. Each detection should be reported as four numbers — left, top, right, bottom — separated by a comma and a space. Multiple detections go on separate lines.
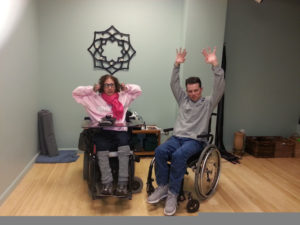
147, 185, 168, 204
164, 190, 178, 216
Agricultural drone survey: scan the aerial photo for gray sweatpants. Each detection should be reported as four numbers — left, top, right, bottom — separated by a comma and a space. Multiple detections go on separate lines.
97, 145, 130, 184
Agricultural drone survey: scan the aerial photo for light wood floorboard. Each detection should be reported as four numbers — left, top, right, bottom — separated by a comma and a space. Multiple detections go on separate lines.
1, 153, 300, 216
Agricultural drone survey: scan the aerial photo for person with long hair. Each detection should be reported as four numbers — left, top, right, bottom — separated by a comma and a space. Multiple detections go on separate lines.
73, 75, 142, 196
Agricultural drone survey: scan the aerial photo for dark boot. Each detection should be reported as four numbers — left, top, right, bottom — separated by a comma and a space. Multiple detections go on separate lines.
101, 182, 113, 195
115, 182, 128, 196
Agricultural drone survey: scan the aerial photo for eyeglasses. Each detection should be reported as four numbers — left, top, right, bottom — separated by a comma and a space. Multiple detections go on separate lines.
103, 83, 115, 88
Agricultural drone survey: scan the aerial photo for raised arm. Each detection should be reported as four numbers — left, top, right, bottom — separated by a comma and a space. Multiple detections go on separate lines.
72, 85, 97, 105
202, 47, 225, 110
120, 83, 141, 95
121, 84, 142, 107
122, 83, 142, 96
171, 48, 187, 104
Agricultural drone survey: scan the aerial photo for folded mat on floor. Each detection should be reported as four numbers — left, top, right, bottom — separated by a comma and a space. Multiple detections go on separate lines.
35, 150, 79, 163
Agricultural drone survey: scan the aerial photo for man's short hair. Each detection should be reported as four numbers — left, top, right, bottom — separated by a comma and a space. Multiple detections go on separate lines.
185, 77, 202, 88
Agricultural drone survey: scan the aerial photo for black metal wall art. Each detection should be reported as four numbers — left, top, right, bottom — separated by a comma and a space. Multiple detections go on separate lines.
87, 25, 136, 75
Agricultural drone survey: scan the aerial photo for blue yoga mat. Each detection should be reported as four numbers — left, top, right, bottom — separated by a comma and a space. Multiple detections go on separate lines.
35, 150, 79, 163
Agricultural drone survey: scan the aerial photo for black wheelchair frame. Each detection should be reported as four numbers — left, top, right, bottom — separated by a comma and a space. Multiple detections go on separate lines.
146, 114, 222, 212
82, 128, 143, 200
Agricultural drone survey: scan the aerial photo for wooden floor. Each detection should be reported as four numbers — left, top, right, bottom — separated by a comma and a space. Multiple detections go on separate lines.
1, 153, 300, 216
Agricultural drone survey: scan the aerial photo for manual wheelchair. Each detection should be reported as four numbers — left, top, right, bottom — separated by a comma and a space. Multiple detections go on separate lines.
146, 115, 221, 212
80, 121, 144, 200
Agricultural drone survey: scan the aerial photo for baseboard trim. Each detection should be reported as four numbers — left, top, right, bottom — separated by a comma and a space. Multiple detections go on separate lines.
0, 152, 39, 206
58, 148, 78, 151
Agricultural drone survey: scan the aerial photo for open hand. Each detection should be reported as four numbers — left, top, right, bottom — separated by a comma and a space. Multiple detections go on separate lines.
121, 83, 128, 91
202, 47, 218, 66
93, 83, 100, 92
175, 48, 187, 66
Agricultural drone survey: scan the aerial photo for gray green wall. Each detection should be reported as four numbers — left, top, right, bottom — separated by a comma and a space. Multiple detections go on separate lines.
181, 0, 227, 137
37, 0, 227, 149
37, 0, 185, 149
0, 0, 227, 203
224, 0, 300, 150
2, 0, 299, 207
0, 0, 40, 203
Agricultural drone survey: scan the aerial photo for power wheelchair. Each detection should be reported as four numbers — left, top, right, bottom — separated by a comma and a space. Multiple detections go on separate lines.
146, 114, 221, 212
80, 118, 144, 200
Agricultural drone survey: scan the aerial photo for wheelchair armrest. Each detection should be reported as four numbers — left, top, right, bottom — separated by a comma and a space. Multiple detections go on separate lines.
163, 128, 174, 132
197, 134, 212, 139
197, 134, 214, 144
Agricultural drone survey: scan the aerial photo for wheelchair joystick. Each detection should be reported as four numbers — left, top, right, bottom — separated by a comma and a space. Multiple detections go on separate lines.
98, 115, 116, 126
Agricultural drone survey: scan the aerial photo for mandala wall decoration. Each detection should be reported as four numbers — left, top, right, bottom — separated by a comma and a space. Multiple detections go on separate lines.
87, 25, 136, 75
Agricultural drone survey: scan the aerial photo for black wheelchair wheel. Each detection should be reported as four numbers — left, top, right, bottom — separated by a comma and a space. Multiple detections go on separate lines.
132, 176, 143, 193
194, 145, 221, 200
186, 199, 200, 213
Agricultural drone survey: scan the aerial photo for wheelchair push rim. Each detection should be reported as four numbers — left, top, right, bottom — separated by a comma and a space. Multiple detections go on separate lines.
194, 144, 221, 200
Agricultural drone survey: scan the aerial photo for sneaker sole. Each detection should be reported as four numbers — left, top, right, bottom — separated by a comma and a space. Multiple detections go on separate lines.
147, 194, 168, 204
164, 207, 176, 216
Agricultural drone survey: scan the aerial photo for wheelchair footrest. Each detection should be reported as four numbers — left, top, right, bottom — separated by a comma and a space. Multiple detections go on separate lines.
93, 183, 132, 199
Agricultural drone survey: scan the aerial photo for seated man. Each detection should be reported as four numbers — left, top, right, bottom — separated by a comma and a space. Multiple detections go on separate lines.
73, 75, 142, 196
147, 47, 225, 215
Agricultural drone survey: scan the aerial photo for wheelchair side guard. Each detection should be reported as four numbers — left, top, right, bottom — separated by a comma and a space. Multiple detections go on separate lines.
83, 151, 89, 180
88, 154, 100, 200
194, 144, 221, 200
127, 155, 136, 200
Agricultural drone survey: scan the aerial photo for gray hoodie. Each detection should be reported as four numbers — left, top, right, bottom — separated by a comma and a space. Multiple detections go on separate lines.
171, 64, 225, 142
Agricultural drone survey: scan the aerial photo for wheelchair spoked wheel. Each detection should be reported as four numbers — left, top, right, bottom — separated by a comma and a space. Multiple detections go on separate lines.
194, 144, 221, 200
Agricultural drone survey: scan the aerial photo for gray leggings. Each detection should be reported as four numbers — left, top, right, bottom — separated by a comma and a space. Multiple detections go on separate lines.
97, 145, 130, 184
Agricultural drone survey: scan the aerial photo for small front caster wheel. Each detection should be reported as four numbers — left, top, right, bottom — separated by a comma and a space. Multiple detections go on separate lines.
186, 199, 200, 213
132, 176, 143, 193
